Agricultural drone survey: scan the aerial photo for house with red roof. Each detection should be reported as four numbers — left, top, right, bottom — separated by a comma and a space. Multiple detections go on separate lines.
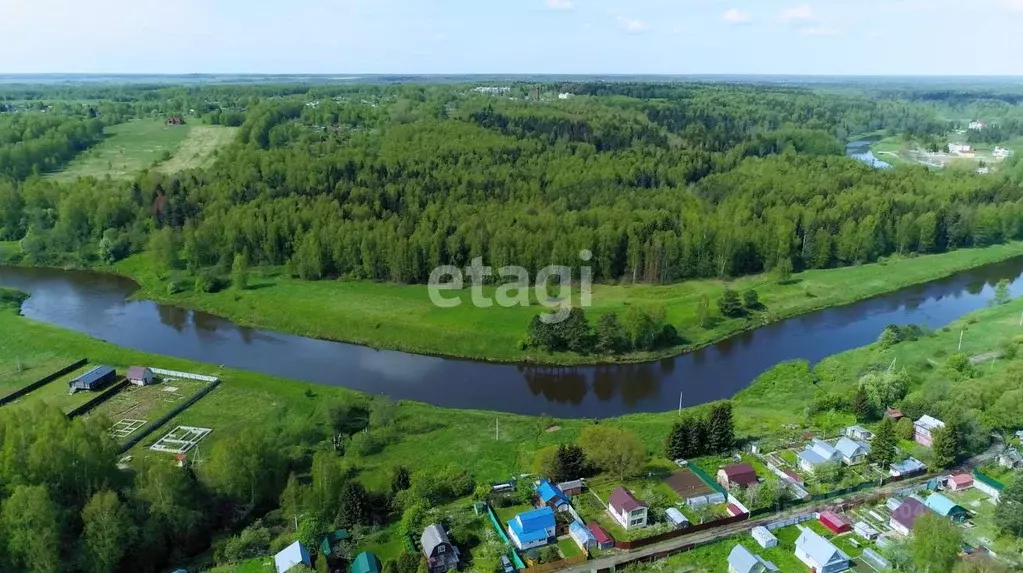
608, 487, 648, 530
819, 511, 851, 534
586, 523, 614, 550
717, 463, 759, 489
890, 497, 929, 536
947, 474, 974, 492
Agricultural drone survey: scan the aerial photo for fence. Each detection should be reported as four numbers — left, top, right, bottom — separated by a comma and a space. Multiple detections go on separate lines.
763, 513, 816, 531
484, 505, 526, 570
66, 379, 129, 419
0, 358, 88, 406
972, 470, 1004, 501
688, 465, 727, 496
613, 513, 748, 550
150, 368, 219, 383
118, 379, 221, 453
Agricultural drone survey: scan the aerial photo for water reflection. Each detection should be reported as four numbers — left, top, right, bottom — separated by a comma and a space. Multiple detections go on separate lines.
2, 257, 1023, 417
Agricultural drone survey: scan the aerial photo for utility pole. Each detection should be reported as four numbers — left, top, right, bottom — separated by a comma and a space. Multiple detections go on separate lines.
1018, 310, 1022, 327
958, 330, 964, 351
678, 389, 684, 416
496, 418, 500, 441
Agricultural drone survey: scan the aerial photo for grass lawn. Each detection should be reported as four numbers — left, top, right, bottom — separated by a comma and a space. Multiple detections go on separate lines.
88, 378, 207, 435
557, 536, 582, 558
205, 556, 275, 573
5, 362, 106, 413
109, 241, 1023, 365
48, 119, 236, 181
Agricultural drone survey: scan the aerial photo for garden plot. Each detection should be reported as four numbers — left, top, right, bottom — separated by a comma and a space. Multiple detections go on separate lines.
150, 426, 212, 454
109, 419, 146, 439
91, 378, 205, 422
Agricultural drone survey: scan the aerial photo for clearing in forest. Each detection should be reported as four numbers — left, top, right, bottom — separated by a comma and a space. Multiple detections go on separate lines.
48, 119, 235, 181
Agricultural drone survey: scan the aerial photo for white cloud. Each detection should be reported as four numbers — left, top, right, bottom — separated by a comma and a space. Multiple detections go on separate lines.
781, 4, 814, 22
545, 0, 574, 10
616, 15, 650, 33
1004, 0, 1023, 11
800, 26, 839, 36
722, 8, 752, 24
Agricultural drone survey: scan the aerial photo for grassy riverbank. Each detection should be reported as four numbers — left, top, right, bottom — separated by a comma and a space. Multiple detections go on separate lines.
107, 242, 1023, 365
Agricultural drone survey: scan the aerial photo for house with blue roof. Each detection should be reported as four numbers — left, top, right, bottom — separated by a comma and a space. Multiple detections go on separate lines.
835, 437, 871, 465
794, 528, 850, 573
797, 439, 842, 474
925, 493, 968, 522
507, 507, 556, 550
536, 480, 569, 511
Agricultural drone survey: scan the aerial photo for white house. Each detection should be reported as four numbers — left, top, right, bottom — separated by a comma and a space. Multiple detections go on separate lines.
751, 526, 778, 549
969, 121, 986, 131
608, 487, 648, 530
835, 437, 871, 465
797, 439, 841, 473
914, 415, 945, 447
994, 147, 1014, 159
727, 545, 766, 573
844, 426, 874, 441
506, 507, 556, 550
558, 93, 574, 100
794, 528, 850, 573
274, 541, 312, 573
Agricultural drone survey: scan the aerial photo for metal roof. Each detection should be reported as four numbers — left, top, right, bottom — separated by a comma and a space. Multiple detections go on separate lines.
835, 437, 870, 458
925, 493, 967, 517
421, 524, 451, 558
728, 545, 764, 573
537, 480, 567, 505
795, 528, 849, 567
609, 487, 646, 512
350, 552, 381, 573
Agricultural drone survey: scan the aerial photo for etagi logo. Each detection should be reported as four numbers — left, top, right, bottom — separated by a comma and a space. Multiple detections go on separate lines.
428, 250, 593, 324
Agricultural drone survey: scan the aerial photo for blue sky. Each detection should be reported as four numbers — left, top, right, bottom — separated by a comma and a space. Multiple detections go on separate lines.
1, 0, 1021, 75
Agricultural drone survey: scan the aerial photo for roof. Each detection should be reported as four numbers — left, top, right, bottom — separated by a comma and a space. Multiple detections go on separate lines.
557, 479, 585, 491
782, 469, 805, 484
846, 425, 872, 436
70, 365, 115, 387
586, 522, 612, 544
727, 545, 764, 573
795, 528, 849, 567
351, 552, 381, 573
609, 487, 646, 513
751, 526, 776, 543
891, 497, 928, 530
421, 524, 451, 557
886, 408, 904, 418
925, 493, 967, 517
797, 449, 828, 467
854, 522, 879, 536
537, 480, 568, 505
665, 507, 688, 525
727, 503, 745, 516
508, 507, 554, 543
819, 511, 850, 533
810, 439, 839, 460
891, 457, 926, 475
949, 474, 974, 487
835, 437, 871, 458
127, 366, 151, 379
914, 415, 945, 431
721, 463, 758, 486
275, 541, 310, 573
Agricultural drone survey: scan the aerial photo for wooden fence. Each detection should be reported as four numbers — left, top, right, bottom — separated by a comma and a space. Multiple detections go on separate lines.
0, 358, 88, 406
520, 554, 587, 573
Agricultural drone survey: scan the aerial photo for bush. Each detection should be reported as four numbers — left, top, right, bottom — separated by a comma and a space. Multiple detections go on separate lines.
214, 522, 274, 565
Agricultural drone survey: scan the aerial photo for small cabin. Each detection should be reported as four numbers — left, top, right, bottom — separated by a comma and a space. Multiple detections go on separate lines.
69, 365, 117, 393
127, 366, 155, 386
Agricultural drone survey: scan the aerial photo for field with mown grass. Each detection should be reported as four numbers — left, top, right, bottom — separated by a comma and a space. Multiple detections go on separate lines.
110, 242, 1023, 365
47, 119, 236, 180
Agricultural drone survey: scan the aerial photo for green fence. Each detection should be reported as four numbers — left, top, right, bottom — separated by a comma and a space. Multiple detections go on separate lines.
689, 465, 727, 496
973, 469, 1005, 491
485, 505, 526, 570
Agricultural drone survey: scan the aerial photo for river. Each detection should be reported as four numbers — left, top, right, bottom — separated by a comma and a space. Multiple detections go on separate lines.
1, 261, 1021, 417
847, 140, 891, 169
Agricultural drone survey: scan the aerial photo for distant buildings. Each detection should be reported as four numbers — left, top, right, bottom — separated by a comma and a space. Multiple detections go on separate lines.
948, 143, 974, 156
558, 93, 574, 100
474, 86, 511, 95
994, 146, 1014, 159
914, 415, 946, 447
608, 487, 648, 530
969, 121, 987, 131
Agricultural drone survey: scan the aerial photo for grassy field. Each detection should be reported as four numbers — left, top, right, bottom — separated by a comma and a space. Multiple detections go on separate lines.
48, 119, 236, 181
111, 242, 1023, 365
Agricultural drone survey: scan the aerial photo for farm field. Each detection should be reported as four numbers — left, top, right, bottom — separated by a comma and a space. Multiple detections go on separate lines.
47, 119, 235, 181
89, 377, 206, 423
113, 241, 1023, 365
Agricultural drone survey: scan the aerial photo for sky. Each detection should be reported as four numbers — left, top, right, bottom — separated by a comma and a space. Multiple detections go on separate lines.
1, 0, 1022, 75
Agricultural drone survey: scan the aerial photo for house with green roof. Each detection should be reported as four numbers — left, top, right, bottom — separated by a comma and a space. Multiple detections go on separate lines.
351, 551, 382, 573
925, 493, 968, 522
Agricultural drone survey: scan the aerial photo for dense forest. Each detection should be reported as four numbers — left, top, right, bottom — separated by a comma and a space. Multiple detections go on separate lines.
5, 81, 1023, 289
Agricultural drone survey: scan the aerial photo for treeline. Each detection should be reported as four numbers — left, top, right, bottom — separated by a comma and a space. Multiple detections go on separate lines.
0, 111, 105, 180
524, 307, 679, 355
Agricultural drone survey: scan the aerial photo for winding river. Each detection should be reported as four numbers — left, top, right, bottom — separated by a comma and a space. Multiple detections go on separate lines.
1, 260, 1022, 418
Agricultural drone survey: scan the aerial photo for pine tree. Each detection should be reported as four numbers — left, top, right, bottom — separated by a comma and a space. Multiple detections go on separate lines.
851, 387, 873, 421
558, 444, 586, 480
337, 482, 369, 528
931, 424, 959, 469
391, 466, 411, 493
868, 417, 897, 469
708, 402, 735, 453
687, 416, 708, 457
664, 421, 686, 460
717, 289, 743, 317
994, 472, 1023, 536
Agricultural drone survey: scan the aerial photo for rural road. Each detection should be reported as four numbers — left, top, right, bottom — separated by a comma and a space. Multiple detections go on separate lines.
557, 449, 1000, 573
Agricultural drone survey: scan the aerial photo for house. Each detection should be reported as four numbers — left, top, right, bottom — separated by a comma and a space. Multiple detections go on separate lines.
794, 528, 850, 573
351, 552, 382, 573
727, 545, 766, 573
717, 463, 759, 489
69, 365, 117, 393
885, 497, 903, 512
557, 93, 574, 100
665, 507, 689, 528
890, 457, 927, 478
949, 143, 974, 155
536, 480, 569, 511
819, 511, 851, 534
507, 507, 556, 550
557, 479, 586, 495
569, 520, 596, 550
421, 524, 459, 573
914, 415, 945, 447
885, 408, 904, 421
969, 121, 986, 130
835, 437, 871, 465
275, 541, 312, 573
994, 147, 1013, 159
925, 493, 968, 522
853, 521, 879, 541
608, 487, 648, 530
751, 526, 778, 549
947, 474, 974, 492
890, 497, 929, 536
998, 448, 1023, 469
127, 366, 155, 386
844, 426, 874, 441
797, 439, 841, 473
587, 522, 614, 550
